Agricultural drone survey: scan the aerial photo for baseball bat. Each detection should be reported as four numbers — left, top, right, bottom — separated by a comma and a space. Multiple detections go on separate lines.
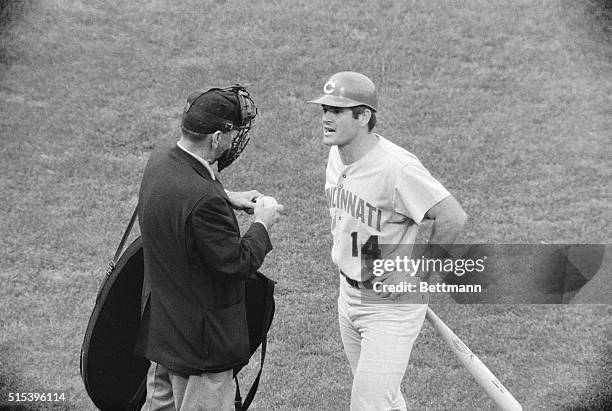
426, 307, 523, 411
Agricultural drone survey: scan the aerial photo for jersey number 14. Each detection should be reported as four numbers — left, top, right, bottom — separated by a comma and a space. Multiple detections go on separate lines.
350, 232, 381, 262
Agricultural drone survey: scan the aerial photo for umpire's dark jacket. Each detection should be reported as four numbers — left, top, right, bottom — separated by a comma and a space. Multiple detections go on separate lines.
134, 143, 272, 375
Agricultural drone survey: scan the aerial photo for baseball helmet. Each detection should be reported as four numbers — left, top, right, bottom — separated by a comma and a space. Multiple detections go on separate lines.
308, 71, 378, 112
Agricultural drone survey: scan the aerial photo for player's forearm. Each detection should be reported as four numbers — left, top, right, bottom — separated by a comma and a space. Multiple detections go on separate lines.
420, 208, 466, 282
426, 198, 467, 257
428, 215, 466, 255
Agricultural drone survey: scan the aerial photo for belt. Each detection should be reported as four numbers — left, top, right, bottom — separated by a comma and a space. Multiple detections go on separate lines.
341, 270, 374, 289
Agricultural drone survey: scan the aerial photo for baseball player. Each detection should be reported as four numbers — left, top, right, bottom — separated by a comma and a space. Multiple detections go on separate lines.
308, 71, 467, 410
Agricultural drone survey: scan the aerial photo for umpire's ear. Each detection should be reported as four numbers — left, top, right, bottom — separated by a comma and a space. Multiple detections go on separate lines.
210, 130, 222, 150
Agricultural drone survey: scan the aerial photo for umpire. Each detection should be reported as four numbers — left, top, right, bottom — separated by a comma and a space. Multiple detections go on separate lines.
135, 85, 283, 410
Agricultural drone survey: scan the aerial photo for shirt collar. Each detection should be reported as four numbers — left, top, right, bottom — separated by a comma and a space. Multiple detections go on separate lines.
176, 141, 216, 180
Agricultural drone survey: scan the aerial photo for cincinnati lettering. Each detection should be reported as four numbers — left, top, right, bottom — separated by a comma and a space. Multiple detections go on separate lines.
326, 186, 382, 230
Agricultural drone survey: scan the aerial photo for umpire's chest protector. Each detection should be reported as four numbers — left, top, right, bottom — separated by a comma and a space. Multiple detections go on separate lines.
134, 145, 251, 375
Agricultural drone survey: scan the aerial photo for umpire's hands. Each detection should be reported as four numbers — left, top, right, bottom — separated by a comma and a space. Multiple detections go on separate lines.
254, 197, 284, 230
226, 190, 262, 214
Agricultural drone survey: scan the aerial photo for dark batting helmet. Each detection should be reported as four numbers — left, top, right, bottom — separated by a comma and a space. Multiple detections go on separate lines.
308, 71, 378, 112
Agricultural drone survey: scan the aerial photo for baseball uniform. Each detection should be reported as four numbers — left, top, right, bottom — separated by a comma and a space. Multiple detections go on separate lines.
327, 134, 450, 410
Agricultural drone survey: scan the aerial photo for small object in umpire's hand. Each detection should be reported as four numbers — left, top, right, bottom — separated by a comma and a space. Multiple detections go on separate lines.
256, 196, 278, 207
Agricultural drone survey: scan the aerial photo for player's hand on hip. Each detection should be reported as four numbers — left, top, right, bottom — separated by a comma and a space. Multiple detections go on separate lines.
254, 196, 284, 230
372, 271, 406, 300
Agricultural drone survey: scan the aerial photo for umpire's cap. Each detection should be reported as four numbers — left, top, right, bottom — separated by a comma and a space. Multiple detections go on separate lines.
182, 88, 241, 134
308, 71, 378, 112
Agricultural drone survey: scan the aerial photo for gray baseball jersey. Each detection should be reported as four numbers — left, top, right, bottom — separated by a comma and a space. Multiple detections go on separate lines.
325, 135, 450, 281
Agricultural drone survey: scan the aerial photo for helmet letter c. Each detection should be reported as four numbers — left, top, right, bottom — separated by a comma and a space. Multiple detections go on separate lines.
324, 80, 335, 94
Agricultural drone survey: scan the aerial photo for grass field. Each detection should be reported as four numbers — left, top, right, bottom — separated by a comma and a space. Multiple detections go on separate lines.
1, 0, 611, 409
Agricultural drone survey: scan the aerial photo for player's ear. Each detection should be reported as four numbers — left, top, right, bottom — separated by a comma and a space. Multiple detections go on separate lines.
360, 108, 372, 127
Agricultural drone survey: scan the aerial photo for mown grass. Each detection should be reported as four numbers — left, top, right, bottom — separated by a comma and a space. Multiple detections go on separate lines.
1, 0, 611, 409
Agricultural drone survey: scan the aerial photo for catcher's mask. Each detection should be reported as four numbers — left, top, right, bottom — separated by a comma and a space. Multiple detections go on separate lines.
182, 84, 257, 171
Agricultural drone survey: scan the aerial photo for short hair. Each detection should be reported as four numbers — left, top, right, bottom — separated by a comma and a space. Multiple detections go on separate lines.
181, 125, 211, 142
351, 106, 376, 131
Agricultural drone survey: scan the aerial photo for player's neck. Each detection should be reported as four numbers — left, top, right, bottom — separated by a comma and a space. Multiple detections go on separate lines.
338, 132, 378, 165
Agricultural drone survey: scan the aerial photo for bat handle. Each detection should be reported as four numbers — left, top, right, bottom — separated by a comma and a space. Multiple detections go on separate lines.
426, 307, 523, 411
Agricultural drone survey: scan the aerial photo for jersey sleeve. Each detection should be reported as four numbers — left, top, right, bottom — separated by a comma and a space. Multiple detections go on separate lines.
392, 162, 451, 224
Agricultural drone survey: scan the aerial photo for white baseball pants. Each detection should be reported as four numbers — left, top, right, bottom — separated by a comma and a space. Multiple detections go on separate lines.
338, 277, 427, 411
